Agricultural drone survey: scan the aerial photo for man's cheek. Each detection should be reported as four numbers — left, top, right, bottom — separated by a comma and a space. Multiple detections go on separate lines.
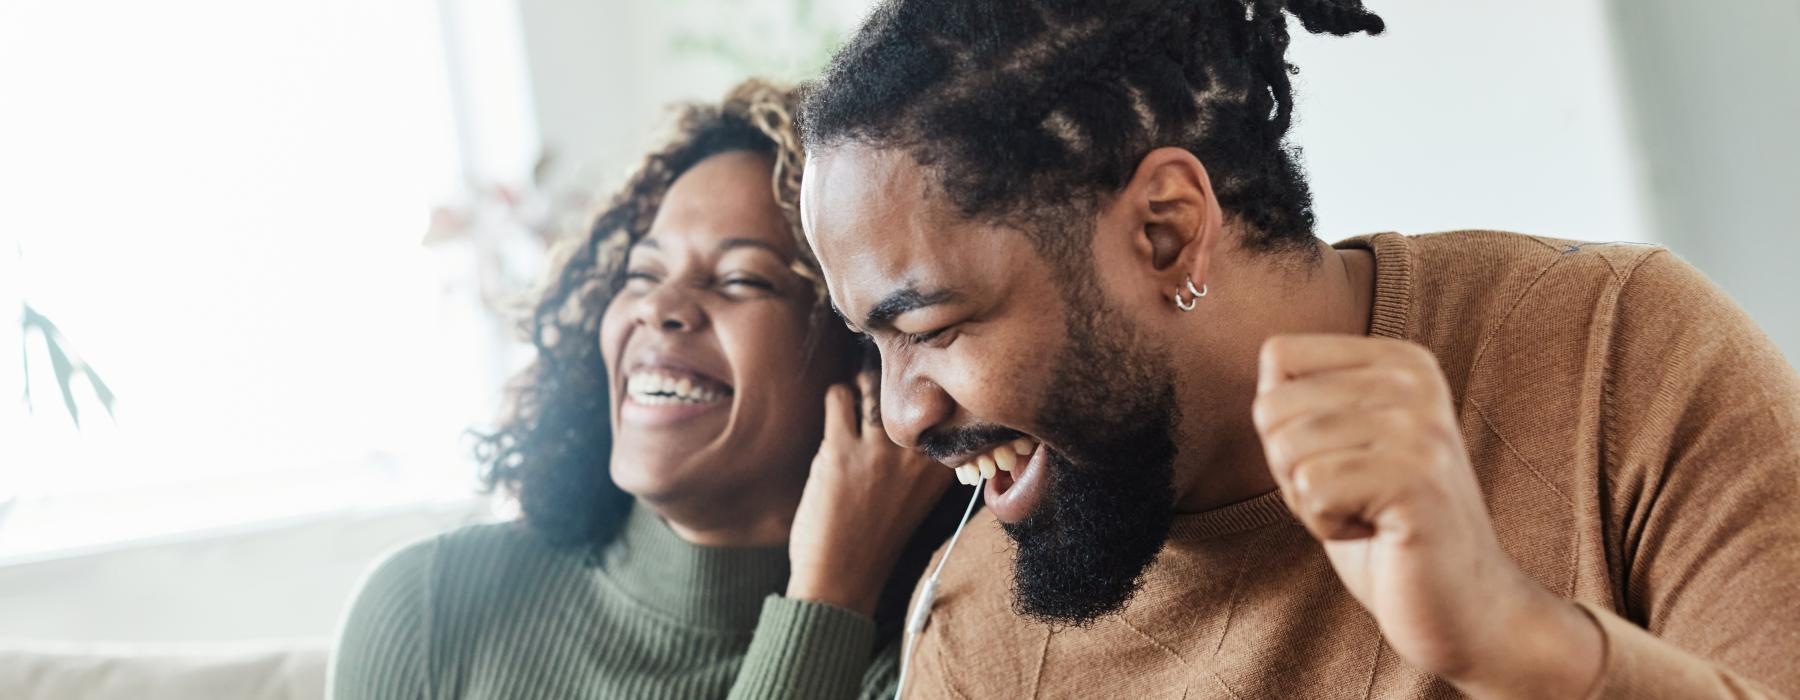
959, 361, 1041, 427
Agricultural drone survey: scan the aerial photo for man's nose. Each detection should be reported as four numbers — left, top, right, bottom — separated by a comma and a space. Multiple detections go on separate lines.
880, 352, 953, 450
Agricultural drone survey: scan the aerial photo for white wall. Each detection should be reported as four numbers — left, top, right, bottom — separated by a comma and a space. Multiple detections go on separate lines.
515, 0, 865, 196
1608, 0, 1800, 362
1287, 0, 1652, 243
1293, 0, 1798, 361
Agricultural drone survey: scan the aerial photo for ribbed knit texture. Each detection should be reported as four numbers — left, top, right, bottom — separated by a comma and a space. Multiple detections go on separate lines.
329, 503, 884, 699
897, 231, 1800, 698
732, 597, 888, 698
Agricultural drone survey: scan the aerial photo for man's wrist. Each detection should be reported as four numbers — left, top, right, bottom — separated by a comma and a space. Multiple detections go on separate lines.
1449, 581, 1604, 699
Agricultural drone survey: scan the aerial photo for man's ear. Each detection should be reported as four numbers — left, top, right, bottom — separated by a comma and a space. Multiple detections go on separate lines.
1115, 147, 1224, 291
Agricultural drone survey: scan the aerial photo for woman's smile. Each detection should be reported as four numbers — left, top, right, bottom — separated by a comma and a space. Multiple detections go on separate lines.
620, 365, 733, 427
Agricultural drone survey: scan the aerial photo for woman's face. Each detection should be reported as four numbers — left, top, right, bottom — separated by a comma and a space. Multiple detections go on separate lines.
600, 150, 839, 511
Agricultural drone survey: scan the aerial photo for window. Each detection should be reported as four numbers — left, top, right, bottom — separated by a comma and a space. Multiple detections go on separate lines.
1, 1, 529, 561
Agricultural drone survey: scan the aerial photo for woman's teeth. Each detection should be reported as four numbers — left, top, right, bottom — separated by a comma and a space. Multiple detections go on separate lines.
954, 438, 1038, 485
626, 371, 727, 406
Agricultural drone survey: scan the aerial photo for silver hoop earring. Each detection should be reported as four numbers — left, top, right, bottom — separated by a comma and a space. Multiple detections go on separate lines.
1172, 275, 1207, 312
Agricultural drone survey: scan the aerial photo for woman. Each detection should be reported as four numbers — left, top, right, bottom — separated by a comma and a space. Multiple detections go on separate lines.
330, 80, 954, 699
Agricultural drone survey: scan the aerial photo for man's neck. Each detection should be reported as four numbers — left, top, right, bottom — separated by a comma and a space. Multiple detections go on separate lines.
1170, 240, 1377, 514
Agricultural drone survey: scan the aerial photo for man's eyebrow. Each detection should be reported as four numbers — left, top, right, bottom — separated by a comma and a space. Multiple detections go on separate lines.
863, 286, 957, 331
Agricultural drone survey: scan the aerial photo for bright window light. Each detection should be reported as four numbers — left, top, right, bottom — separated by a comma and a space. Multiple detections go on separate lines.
0, 1, 525, 561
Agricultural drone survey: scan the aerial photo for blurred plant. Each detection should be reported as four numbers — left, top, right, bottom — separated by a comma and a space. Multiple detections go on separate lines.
668, 0, 847, 79
421, 152, 567, 319
20, 305, 115, 429
16, 246, 116, 429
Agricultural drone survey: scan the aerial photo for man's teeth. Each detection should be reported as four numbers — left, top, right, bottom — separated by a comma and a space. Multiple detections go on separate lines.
993, 447, 1017, 473
626, 371, 726, 405
954, 438, 1038, 485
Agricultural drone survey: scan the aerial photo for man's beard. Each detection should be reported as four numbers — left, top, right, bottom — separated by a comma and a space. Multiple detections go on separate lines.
1001, 272, 1181, 627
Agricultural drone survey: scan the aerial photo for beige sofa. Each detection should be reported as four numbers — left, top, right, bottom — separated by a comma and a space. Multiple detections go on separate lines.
0, 639, 328, 700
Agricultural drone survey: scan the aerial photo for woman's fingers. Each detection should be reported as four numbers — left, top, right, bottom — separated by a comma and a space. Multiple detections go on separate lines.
856, 369, 882, 435
822, 382, 859, 443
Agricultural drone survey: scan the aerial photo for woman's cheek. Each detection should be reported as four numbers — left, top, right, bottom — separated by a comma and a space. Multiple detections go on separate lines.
718, 305, 819, 392
732, 300, 814, 348
597, 300, 631, 368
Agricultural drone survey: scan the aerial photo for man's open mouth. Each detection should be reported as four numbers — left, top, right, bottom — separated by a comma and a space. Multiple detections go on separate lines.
945, 437, 1039, 485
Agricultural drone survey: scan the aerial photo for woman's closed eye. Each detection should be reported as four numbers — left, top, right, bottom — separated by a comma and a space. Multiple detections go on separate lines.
623, 268, 770, 289
719, 274, 776, 292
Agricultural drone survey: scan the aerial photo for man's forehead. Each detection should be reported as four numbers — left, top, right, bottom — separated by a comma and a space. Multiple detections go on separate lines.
805, 146, 967, 315
806, 147, 939, 234
826, 218, 955, 329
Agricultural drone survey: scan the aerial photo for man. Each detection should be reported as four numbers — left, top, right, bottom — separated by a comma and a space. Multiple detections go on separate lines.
792, 0, 1800, 697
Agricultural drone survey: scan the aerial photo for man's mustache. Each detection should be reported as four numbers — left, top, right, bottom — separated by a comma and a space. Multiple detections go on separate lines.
919, 423, 1029, 462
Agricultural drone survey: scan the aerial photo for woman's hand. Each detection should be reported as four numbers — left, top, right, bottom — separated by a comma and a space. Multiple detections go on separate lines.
786, 370, 953, 617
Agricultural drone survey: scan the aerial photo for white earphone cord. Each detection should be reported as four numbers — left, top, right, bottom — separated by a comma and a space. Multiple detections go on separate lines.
893, 476, 985, 700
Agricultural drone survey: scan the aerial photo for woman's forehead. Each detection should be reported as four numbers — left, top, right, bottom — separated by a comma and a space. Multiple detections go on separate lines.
640, 151, 794, 259
630, 233, 793, 265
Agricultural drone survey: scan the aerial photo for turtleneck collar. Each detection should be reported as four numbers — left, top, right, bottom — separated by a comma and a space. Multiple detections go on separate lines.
593, 502, 791, 631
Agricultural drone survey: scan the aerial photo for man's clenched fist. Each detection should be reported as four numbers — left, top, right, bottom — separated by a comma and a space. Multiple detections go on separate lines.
1253, 335, 1602, 699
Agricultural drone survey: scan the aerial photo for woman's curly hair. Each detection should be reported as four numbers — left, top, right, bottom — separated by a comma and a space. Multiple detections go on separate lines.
474, 79, 828, 549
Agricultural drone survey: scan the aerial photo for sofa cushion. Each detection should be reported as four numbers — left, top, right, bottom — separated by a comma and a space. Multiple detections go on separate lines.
0, 639, 328, 700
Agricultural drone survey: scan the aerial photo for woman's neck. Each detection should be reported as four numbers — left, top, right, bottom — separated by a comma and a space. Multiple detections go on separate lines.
598, 503, 791, 630
641, 489, 801, 548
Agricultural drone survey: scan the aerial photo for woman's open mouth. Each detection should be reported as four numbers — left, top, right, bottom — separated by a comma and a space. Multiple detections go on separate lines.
620, 367, 733, 426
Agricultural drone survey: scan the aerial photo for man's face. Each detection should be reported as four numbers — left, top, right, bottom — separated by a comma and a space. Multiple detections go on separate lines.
802, 145, 1180, 624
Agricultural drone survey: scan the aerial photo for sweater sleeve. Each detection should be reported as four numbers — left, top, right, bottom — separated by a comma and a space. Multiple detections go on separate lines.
329, 537, 438, 700
857, 636, 902, 700
1585, 250, 1800, 698
728, 595, 890, 700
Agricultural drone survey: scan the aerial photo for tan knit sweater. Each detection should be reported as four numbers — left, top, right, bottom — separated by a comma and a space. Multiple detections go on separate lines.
901, 232, 1800, 698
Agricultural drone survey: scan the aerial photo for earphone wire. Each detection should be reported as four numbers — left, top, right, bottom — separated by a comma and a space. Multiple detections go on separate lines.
931, 477, 984, 582
894, 476, 985, 700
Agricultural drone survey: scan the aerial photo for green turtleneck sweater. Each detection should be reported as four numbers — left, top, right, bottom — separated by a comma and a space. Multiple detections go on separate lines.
329, 505, 899, 699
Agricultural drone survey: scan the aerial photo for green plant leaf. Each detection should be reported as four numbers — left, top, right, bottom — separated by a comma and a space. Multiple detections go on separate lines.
42, 326, 81, 427
20, 303, 116, 428
19, 316, 31, 414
